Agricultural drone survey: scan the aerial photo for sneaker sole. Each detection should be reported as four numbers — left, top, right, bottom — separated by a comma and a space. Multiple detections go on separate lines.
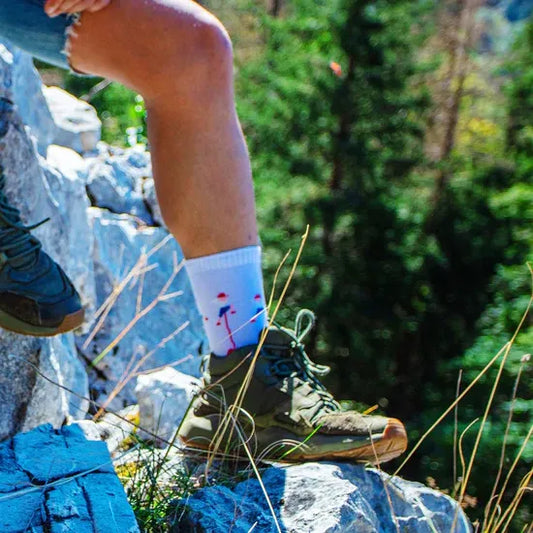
181, 417, 408, 465
0, 307, 85, 337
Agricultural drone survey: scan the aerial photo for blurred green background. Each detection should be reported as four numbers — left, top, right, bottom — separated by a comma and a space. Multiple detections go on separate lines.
37, 0, 532, 529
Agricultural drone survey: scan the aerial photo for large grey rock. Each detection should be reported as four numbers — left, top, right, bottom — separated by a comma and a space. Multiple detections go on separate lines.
0, 423, 139, 532
0, 42, 56, 156
0, 50, 92, 441
135, 367, 200, 444
0, 330, 89, 441
78, 207, 204, 408
0, 334, 40, 441
0, 94, 90, 441
43, 86, 101, 153
22, 334, 89, 432
179, 463, 472, 533
0, 40, 205, 437
10, 47, 56, 156
40, 148, 97, 323
86, 145, 154, 225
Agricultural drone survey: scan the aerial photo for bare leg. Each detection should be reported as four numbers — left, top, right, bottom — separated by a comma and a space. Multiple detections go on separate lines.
68, 0, 258, 258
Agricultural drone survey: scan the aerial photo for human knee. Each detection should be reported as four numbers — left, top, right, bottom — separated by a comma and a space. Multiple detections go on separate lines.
141, 11, 233, 96
194, 16, 234, 69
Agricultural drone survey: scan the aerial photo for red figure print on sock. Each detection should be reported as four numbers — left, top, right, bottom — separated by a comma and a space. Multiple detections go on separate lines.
215, 292, 237, 355
251, 294, 264, 323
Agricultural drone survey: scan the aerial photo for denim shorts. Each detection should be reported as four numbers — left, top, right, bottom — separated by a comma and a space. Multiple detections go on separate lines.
0, 0, 79, 71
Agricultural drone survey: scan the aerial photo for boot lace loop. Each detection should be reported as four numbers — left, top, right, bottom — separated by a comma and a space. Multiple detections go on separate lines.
266, 309, 340, 414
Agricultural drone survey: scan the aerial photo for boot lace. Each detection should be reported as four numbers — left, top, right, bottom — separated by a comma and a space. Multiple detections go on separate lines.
0, 166, 48, 269
263, 309, 340, 416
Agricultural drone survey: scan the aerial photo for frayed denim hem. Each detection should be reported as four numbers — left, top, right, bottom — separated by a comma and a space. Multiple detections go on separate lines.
62, 12, 89, 76
0, 2, 92, 74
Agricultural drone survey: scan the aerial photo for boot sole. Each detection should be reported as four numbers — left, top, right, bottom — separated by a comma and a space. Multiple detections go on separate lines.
284, 418, 408, 465
0, 307, 85, 337
181, 417, 408, 465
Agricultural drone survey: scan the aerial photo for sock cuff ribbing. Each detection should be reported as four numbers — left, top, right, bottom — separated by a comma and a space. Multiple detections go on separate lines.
185, 245, 261, 274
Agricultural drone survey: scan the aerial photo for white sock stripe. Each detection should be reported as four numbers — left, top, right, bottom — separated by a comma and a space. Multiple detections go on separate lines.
185, 245, 262, 274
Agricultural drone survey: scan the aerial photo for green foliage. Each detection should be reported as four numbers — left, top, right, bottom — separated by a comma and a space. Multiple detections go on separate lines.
420, 20, 533, 528
64, 75, 146, 146
235, 2, 531, 528
506, 20, 533, 158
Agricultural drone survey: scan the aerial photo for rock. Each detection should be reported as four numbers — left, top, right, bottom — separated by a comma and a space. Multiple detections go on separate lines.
0, 40, 206, 436
78, 207, 204, 408
0, 330, 89, 441
39, 156, 97, 324
135, 367, 200, 444
43, 86, 101, 153
46, 144, 86, 173
178, 462, 472, 533
10, 47, 56, 156
0, 50, 93, 440
22, 333, 89, 433
78, 405, 140, 455
86, 146, 154, 225
143, 176, 165, 226
0, 333, 40, 441
0, 42, 56, 156
0, 424, 139, 532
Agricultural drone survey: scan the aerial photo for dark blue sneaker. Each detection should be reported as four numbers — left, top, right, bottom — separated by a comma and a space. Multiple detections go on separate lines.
0, 165, 84, 336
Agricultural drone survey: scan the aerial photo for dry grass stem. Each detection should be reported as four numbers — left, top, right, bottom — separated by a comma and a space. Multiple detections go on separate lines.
452, 369, 463, 499
93, 322, 190, 420
482, 357, 529, 529
84, 234, 172, 349
485, 425, 533, 532
91, 253, 184, 367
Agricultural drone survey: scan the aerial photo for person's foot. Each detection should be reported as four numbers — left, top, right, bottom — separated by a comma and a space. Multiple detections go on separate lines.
179, 309, 407, 464
0, 166, 84, 336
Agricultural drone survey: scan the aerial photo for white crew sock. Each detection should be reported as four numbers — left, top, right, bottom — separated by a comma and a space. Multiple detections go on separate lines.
185, 246, 268, 356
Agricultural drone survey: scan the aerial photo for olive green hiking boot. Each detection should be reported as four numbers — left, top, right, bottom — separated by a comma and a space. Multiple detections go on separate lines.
0, 165, 84, 336
179, 310, 407, 464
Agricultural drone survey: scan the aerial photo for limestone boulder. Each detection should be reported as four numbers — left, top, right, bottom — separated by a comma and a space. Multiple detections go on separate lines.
0, 330, 89, 441
78, 207, 204, 409
0, 40, 205, 437
0, 423, 139, 532
179, 462, 472, 533
43, 86, 101, 154
135, 367, 200, 444
85, 145, 154, 225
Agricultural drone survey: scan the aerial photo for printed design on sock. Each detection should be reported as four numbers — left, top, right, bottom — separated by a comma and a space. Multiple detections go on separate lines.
215, 292, 237, 355
251, 294, 265, 323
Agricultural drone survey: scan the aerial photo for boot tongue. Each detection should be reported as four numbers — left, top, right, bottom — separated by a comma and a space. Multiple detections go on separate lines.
264, 327, 294, 348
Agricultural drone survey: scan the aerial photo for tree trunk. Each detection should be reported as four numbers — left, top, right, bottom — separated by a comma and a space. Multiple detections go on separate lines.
323, 56, 356, 256
429, 0, 482, 205
270, 0, 283, 17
